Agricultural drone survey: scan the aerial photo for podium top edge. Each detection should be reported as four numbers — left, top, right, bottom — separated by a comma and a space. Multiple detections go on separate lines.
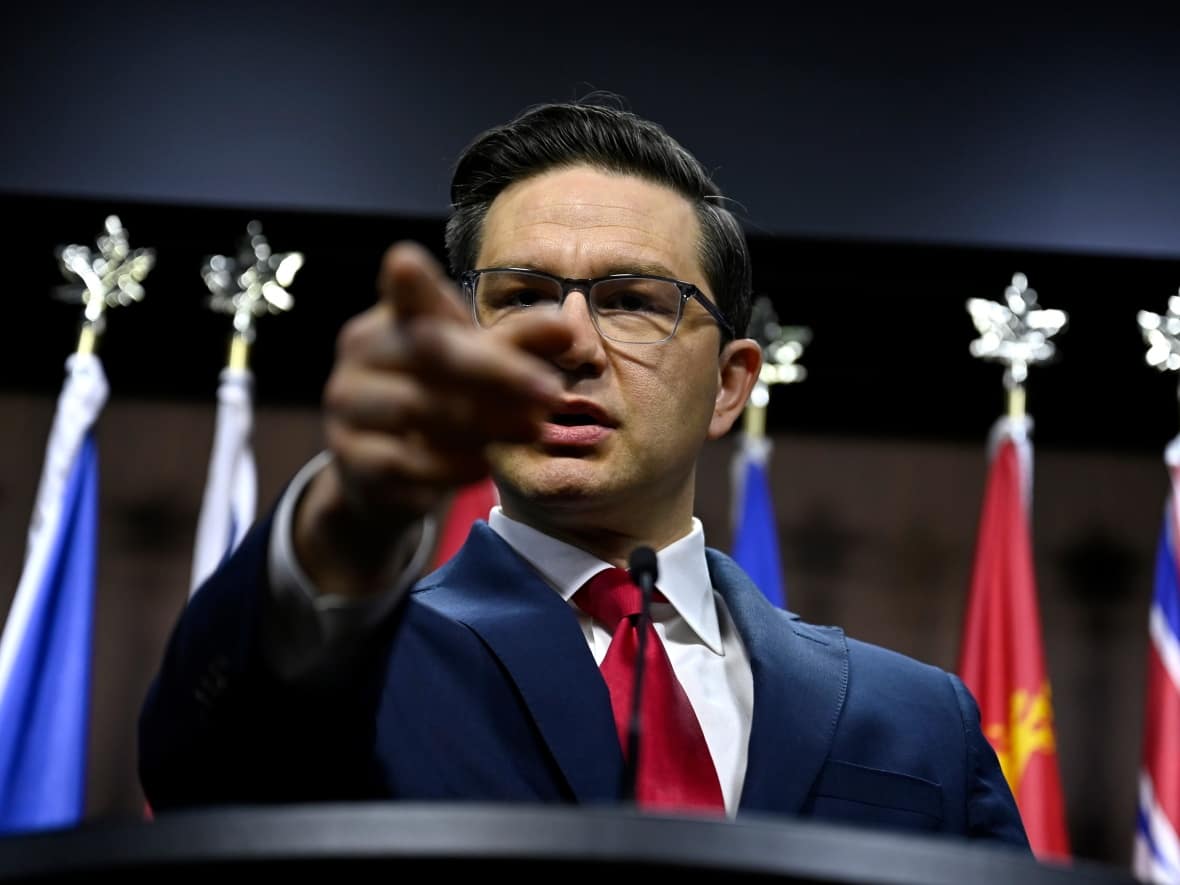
0, 803, 1134, 885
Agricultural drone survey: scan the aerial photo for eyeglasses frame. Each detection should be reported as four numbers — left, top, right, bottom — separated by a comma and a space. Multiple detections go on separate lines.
458, 267, 735, 343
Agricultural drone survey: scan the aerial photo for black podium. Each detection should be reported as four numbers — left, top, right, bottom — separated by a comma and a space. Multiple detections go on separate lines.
0, 803, 1140, 883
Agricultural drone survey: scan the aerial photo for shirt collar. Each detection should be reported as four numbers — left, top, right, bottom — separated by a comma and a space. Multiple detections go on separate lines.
487, 506, 723, 654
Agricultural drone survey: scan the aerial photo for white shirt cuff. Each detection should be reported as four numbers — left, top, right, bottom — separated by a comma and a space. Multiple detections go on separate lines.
264, 451, 437, 679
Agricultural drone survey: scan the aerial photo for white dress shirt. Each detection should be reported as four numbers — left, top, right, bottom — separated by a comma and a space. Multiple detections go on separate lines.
265, 455, 754, 814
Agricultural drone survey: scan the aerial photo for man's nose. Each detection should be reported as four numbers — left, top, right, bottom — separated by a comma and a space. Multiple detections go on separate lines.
552, 291, 607, 373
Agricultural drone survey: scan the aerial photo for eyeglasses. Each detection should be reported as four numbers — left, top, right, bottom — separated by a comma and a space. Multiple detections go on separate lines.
459, 268, 734, 344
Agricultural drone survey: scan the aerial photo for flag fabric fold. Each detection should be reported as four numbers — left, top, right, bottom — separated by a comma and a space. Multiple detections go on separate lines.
1134, 434, 1180, 884
730, 432, 786, 608
190, 366, 257, 596
0, 353, 108, 833
958, 415, 1070, 860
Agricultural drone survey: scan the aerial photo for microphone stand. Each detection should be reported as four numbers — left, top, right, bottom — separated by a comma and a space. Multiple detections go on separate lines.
624, 547, 658, 804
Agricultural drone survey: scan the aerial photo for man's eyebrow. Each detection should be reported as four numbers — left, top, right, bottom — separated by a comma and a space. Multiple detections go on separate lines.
599, 261, 680, 278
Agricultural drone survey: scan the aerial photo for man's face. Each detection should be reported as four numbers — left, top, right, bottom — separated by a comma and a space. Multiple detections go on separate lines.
478, 165, 756, 544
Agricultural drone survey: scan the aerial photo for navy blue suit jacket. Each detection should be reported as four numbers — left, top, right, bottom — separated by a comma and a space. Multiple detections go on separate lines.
139, 516, 1028, 849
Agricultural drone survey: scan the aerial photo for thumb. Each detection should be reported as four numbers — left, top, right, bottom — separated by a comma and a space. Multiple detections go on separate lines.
377, 241, 469, 325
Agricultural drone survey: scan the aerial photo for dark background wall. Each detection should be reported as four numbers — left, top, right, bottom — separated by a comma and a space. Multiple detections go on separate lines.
3, 2, 1179, 256
2, 0, 1180, 873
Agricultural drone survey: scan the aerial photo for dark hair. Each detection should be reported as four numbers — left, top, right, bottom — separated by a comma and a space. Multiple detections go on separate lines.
444, 100, 752, 340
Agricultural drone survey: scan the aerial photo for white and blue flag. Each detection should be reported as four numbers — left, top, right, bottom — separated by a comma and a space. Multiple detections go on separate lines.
190, 366, 257, 596
0, 353, 107, 833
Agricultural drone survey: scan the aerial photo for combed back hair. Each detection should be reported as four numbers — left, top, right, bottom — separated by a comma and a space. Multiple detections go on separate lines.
444, 100, 752, 340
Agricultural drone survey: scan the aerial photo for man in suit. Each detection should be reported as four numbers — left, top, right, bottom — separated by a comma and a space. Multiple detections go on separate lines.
139, 100, 1029, 848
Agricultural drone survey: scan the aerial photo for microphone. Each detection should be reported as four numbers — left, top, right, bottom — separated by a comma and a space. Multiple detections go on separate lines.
623, 545, 658, 803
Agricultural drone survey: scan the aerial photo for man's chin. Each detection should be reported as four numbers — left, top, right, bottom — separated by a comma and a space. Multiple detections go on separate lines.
489, 455, 614, 510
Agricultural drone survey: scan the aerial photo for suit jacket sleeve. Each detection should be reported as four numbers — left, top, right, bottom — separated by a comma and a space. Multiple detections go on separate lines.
949, 672, 1031, 846
138, 507, 401, 810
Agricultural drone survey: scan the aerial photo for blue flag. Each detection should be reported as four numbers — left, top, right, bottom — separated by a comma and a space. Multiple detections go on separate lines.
0, 354, 107, 833
731, 434, 786, 608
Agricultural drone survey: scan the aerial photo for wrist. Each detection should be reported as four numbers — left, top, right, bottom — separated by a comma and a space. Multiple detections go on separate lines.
293, 462, 424, 599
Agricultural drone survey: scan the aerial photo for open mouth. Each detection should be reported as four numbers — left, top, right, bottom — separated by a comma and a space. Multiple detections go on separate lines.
549, 413, 601, 427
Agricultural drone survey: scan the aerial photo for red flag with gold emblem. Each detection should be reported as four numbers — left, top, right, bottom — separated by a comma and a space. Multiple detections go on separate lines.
959, 416, 1070, 860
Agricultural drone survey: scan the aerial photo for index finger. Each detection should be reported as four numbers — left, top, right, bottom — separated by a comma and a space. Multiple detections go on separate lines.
377, 241, 470, 326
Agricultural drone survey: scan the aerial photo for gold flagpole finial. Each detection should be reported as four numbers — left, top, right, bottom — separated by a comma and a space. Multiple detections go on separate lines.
1136, 288, 1180, 429
967, 273, 1067, 420
55, 215, 155, 354
203, 220, 302, 370
743, 295, 810, 439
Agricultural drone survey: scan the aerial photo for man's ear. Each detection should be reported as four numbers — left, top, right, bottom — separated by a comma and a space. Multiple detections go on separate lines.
708, 338, 762, 440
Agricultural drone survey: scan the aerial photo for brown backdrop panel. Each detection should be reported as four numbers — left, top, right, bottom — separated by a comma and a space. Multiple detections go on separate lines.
0, 393, 1164, 865
0, 393, 323, 823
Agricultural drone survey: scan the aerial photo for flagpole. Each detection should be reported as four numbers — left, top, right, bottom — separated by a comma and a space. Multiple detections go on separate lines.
1006, 374, 1026, 422
0, 215, 153, 833
961, 272, 1071, 860
742, 388, 767, 440
739, 294, 811, 442
730, 296, 809, 610
75, 324, 99, 357
190, 221, 301, 595
227, 329, 251, 372
1133, 289, 1180, 883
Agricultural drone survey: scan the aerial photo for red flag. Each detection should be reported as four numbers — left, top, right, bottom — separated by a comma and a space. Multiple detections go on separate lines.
958, 418, 1070, 860
432, 477, 499, 569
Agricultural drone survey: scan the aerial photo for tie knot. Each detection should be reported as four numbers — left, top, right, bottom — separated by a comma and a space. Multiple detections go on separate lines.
574, 567, 647, 630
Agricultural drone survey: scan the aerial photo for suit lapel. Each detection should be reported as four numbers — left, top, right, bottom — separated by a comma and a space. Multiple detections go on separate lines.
418, 529, 848, 813
419, 523, 625, 804
707, 550, 849, 816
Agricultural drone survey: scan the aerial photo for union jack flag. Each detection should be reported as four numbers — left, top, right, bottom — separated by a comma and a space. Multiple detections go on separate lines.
1135, 436, 1180, 883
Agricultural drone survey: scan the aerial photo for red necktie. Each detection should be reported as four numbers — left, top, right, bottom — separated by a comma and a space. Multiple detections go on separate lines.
574, 567, 725, 813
